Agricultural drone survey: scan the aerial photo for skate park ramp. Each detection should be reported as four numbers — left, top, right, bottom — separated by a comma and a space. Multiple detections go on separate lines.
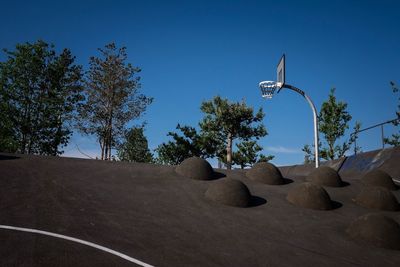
0, 147, 399, 267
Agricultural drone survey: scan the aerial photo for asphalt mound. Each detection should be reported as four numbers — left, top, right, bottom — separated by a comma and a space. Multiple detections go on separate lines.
246, 162, 284, 185
286, 182, 333, 210
205, 178, 251, 207
354, 186, 399, 211
361, 169, 398, 190
346, 213, 400, 250
175, 157, 214, 180
308, 166, 343, 187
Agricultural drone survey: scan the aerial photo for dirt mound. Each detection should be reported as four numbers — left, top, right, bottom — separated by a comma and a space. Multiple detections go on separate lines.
246, 162, 284, 185
354, 186, 399, 211
346, 213, 400, 250
361, 169, 398, 190
286, 182, 333, 210
205, 178, 251, 207
308, 166, 343, 187
175, 157, 214, 180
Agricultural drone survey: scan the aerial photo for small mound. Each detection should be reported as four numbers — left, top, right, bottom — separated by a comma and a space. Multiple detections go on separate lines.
354, 186, 399, 211
175, 157, 214, 180
346, 213, 400, 250
246, 162, 284, 185
308, 166, 343, 187
286, 182, 333, 210
205, 178, 251, 207
361, 169, 398, 190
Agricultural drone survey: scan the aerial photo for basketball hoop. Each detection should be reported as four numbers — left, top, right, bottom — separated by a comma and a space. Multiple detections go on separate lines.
259, 81, 280, 99
257, 54, 320, 168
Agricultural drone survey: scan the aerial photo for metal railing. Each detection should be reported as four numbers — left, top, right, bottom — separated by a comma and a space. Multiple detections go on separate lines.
350, 118, 399, 155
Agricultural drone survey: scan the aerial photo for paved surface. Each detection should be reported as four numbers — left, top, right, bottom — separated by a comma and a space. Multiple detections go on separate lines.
0, 153, 399, 266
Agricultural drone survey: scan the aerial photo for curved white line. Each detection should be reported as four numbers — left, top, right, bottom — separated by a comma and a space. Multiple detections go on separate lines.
0, 225, 154, 267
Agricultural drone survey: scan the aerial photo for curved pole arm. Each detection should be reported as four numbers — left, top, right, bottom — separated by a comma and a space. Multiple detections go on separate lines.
278, 84, 320, 168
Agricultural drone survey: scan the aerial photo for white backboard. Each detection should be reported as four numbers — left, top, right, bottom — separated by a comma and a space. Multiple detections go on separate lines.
277, 54, 285, 88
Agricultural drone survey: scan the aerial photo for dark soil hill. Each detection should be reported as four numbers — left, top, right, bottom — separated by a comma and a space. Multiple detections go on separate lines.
0, 153, 399, 266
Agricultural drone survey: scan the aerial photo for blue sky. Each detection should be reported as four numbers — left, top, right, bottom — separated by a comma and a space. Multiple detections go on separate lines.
1, 0, 399, 166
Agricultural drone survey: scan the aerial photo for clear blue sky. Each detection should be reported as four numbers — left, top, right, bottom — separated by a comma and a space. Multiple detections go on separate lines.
1, 0, 399, 166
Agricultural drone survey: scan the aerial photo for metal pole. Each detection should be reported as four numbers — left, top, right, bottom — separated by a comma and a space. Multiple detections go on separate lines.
381, 125, 384, 149
304, 94, 320, 168
279, 84, 320, 168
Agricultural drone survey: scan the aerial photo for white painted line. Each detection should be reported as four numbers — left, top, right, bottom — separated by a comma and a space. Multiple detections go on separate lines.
0, 225, 154, 267
394, 178, 400, 184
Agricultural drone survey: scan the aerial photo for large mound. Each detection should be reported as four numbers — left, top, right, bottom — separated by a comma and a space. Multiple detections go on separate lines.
354, 186, 399, 211
175, 157, 214, 180
286, 182, 333, 210
346, 213, 400, 250
205, 178, 251, 207
308, 166, 343, 187
246, 162, 284, 185
361, 169, 398, 190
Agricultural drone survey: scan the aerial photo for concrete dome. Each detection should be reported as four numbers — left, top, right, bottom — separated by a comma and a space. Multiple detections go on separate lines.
286, 182, 333, 210
346, 213, 400, 250
361, 169, 398, 190
308, 166, 343, 187
354, 186, 399, 211
205, 178, 251, 207
175, 157, 214, 180
246, 162, 284, 185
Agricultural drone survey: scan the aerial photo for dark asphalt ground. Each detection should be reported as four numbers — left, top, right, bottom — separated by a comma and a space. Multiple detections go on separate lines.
0, 153, 399, 266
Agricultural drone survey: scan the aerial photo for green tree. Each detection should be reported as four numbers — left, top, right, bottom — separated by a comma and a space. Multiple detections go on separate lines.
384, 81, 400, 146
302, 144, 314, 164
117, 126, 153, 163
302, 88, 360, 162
0, 40, 83, 155
77, 43, 153, 160
199, 96, 267, 169
232, 140, 274, 169
155, 124, 217, 165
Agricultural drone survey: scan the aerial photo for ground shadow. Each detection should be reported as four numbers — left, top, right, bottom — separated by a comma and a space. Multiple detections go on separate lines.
211, 171, 226, 180
248, 196, 267, 207
282, 178, 294, 185
341, 181, 351, 187
0, 155, 20, 161
331, 200, 343, 210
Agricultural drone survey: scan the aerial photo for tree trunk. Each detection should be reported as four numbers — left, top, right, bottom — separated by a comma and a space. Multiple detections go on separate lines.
226, 133, 233, 170
104, 136, 108, 160
100, 138, 105, 160
107, 127, 112, 160
329, 141, 334, 160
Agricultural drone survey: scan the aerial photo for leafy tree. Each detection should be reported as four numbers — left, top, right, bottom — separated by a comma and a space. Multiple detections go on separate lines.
302, 144, 314, 164
384, 81, 400, 146
232, 140, 274, 169
199, 96, 267, 169
350, 121, 362, 154
0, 40, 83, 155
318, 88, 352, 160
117, 126, 153, 163
155, 124, 217, 165
77, 43, 153, 160
302, 88, 361, 162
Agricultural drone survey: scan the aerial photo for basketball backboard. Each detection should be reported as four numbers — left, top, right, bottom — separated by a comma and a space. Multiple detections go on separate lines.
276, 54, 285, 88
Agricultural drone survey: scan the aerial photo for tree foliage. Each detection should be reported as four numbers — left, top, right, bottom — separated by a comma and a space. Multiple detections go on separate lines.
303, 88, 360, 162
232, 140, 274, 169
384, 81, 400, 146
199, 96, 267, 169
0, 40, 83, 155
318, 88, 352, 160
77, 43, 152, 160
117, 126, 153, 163
156, 97, 270, 168
155, 124, 217, 165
